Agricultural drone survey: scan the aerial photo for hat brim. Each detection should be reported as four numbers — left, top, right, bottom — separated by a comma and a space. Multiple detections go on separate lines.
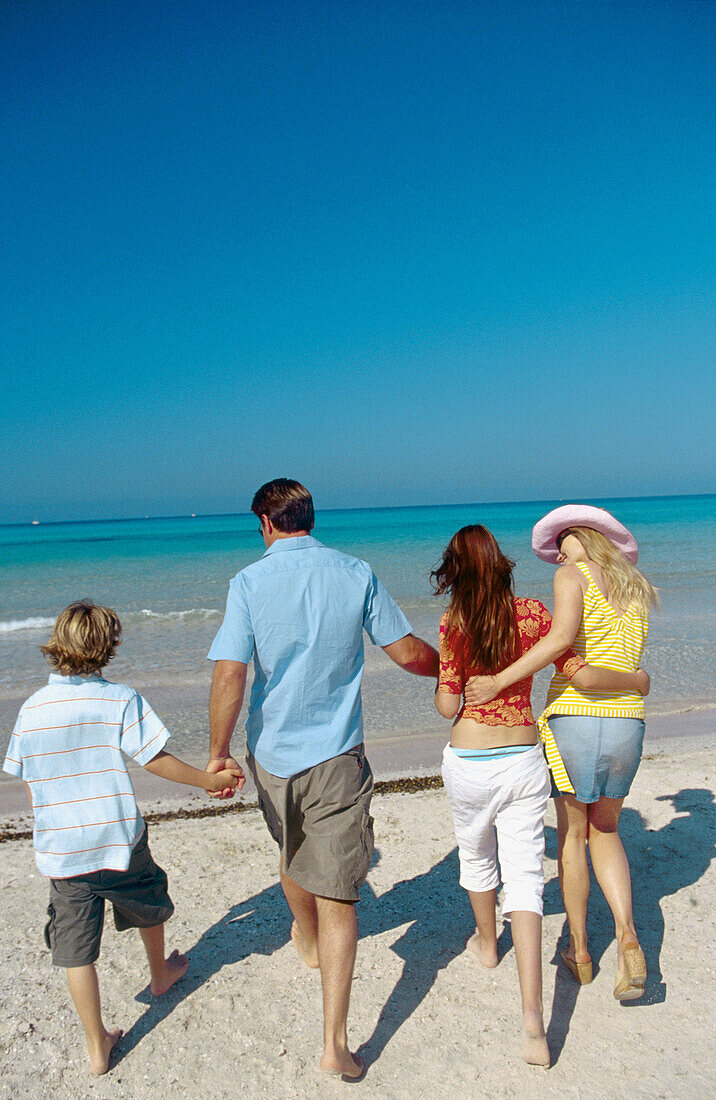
532, 505, 639, 564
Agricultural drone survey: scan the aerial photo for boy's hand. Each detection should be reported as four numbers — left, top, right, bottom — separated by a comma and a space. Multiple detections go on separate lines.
206, 757, 245, 799
206, 768, 243, 795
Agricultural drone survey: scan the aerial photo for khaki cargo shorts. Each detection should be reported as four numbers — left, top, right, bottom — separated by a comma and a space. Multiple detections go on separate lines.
247, 745, 374, 902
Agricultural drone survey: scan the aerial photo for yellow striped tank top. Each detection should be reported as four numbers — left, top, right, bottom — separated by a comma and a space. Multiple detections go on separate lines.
539, 560, 649, 794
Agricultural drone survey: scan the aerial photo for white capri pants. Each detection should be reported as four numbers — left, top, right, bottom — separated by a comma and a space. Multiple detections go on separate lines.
441, 743, 551, 917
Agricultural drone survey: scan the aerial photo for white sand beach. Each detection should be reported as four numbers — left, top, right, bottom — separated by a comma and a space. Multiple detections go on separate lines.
0, 741, 714, 1098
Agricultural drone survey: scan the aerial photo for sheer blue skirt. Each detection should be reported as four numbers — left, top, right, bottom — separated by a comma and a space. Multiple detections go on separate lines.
549, 715, 645, 803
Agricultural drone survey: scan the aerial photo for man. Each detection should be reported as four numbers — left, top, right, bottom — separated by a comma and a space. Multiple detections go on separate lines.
206, 478, 438, 1080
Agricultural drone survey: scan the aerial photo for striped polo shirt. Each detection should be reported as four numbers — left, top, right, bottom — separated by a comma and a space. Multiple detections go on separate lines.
3, 673, 169, 878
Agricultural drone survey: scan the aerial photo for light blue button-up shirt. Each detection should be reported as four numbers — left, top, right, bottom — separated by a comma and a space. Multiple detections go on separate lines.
207, 535, 412, 778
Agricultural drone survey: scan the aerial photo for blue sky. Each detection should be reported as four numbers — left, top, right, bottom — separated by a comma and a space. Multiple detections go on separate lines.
2, 0, 714, 522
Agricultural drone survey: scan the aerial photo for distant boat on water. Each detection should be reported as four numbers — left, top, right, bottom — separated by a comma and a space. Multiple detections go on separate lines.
31, 519, 39, 525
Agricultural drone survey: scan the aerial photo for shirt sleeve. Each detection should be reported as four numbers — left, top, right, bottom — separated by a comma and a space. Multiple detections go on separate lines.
555, 651, 586, 678
362, 570, 413, 646
2, 711, 24, 778
438, 616, 464, 695
120, 693, 170, 765
537, 603, 586, 679
207, 576, 254, 663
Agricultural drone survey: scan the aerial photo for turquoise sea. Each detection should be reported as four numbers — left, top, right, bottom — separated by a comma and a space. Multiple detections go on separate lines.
1, 495, 714, 764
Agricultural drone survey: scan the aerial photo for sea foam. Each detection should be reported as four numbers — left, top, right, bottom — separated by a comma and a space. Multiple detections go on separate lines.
136, 608, 221, 622
0, 609, 222, 634
0, 617, 55, 634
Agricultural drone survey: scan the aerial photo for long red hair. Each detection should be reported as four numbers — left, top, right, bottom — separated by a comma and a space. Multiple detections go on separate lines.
430, 525, 517, 672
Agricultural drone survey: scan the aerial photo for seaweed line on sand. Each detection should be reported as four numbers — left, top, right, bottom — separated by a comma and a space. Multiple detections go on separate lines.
0, 774, 444, 844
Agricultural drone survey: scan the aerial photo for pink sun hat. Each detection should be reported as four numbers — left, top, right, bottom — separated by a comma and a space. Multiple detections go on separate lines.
532, 504, 639, 564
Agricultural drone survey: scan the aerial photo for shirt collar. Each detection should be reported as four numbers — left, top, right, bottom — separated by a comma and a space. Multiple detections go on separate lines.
48, 672, 105, 686
262, 535, 323, 557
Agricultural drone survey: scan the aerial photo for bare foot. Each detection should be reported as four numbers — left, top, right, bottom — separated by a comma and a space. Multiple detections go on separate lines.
522, 1014, 550, 1068
150, 949, 189, 996
465, 932, 498, 968
88, 1027, 122, 1075
320, 1049, 364, 1080
290, 920, 319, 969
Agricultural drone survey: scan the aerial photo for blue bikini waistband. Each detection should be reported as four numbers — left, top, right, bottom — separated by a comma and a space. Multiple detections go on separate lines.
449, 744, 537, 760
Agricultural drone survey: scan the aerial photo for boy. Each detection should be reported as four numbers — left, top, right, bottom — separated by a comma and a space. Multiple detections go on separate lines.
2, 600, 243, 1075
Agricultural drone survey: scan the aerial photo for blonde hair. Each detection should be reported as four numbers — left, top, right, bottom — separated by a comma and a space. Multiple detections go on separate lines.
41, 601, 122, 676
567, 527, 659, 615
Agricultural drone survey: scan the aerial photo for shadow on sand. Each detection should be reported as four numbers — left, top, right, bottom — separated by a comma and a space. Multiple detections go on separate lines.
544, 787, 715, 1064
114, 786, 714, 1071
116, 880, 291, 1063
356, 848, 474, 1070
115, 847, 475, 1072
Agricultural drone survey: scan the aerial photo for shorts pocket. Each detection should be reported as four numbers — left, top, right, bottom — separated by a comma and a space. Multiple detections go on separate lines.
43, 903, 55, 951
352, 808, 375, 890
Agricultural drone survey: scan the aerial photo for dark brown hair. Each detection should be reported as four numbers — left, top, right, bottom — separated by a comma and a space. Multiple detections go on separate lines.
430, 525, 518, 672
251, 478, 315, 533
41, 600, 122, 676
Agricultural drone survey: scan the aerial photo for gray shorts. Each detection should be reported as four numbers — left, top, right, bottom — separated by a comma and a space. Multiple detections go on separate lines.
44, 828, 174, 968
247, 745, 374, 902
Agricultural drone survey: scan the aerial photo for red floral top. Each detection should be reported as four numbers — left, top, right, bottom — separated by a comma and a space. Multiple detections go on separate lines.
438, 597, 586, 727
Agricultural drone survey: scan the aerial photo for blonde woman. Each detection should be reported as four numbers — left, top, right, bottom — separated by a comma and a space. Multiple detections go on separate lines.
466, 506, 658, 1001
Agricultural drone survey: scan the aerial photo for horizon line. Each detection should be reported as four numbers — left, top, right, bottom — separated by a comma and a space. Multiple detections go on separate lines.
1, 491, 713, 531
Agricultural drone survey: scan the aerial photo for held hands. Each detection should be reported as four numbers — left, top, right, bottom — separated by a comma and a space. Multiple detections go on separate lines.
464, 673, 501, 706
206, 757, 245, 800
